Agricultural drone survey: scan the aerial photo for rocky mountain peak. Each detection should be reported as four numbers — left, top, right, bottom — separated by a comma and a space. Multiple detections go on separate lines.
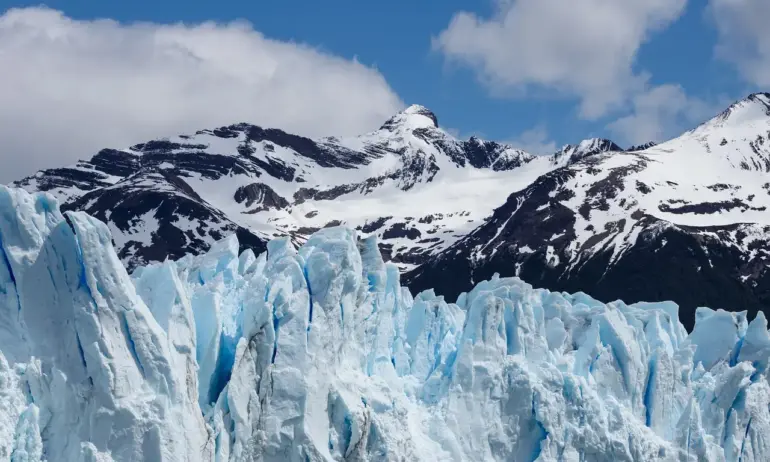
379, 104, 439, 131
705, 92, 770, 129
551, 137, 623, 165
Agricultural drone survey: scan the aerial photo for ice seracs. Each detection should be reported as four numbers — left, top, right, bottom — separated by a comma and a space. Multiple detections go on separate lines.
0, 186, 210, 461
2, 185, 770, 461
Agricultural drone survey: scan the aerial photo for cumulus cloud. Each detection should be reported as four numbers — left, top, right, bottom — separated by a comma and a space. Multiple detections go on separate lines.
433, 0, 688, 119
606, 84, 721, 145
709, 0, 770, 86
0, 7, 403, 183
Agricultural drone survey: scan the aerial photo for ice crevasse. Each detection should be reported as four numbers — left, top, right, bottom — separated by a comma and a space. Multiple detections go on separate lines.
1, 185, 770, 461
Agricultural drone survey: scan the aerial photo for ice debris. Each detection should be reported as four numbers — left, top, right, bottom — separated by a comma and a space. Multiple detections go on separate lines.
1, 185, 770, 461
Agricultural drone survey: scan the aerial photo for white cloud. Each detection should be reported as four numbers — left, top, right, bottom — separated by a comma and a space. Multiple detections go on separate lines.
507, 126, 557, 155
0, 7, 403, 183
709, 0, 770, 86
433, 0, 688, 119
606, 84, 726, 145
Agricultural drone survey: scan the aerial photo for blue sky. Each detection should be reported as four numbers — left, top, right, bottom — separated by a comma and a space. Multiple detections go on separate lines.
0, 0, 768, 180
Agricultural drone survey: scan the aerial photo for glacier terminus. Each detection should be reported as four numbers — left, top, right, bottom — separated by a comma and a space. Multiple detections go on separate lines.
1, 184, 769, 461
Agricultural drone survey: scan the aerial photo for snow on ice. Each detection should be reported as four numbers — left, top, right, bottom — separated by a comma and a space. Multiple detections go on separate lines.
1, 185, 769, 461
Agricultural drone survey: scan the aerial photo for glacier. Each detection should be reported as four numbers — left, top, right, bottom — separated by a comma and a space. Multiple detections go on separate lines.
1, 185, 769, 462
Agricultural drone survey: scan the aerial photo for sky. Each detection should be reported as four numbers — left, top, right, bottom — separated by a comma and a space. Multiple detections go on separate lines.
0, 0, 767, 182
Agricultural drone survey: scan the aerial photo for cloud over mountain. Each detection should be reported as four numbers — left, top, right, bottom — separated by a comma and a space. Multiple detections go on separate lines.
0, 7, 403, 182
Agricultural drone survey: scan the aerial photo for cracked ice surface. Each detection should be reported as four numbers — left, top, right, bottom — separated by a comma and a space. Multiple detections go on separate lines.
1, 185, 770, 461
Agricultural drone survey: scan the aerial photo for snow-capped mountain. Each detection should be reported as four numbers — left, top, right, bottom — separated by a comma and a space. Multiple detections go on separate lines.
13, 94, 770, 330
2, 185, 770, 461
548, 137, 625, 165
14, 104, 554, 272
408, 92, 770, 330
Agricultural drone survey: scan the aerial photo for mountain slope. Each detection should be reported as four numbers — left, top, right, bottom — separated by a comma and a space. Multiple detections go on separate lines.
12, 94, 770, 328
407, 93, 770, 330
15, 104, 558, 271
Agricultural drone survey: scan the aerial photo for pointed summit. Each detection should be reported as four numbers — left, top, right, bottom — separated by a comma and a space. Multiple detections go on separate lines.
402, 104, 439, 127
380, 104, 439, 131
701, 92, 770, 130
551, 138, 623, 166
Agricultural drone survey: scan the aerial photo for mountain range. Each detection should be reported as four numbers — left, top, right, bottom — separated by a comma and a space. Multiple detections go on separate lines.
13, 93, 770, 329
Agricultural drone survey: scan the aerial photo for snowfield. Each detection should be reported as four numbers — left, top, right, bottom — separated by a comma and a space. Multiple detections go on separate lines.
2, 185, 770, 461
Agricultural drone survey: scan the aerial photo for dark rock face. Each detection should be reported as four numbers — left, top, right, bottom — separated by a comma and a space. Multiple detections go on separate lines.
17, 166, 112, 193
626, 142, 657, 152
234, 183, 289, 212
382, 223, 421, 240
63, 172, 267, 270
241, 124, 370, 169
293, 184, 359, 205
658, 199, 765, 215
406, 221, 770, 332
14, 150, 141, 193
90, 149, 143, 177
360, 217, 392, 233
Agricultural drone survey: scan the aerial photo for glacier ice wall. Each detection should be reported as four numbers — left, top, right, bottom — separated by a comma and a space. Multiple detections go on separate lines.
2, 185, 770, 462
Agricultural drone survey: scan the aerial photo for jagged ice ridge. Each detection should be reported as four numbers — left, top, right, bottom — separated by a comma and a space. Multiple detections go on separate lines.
1, 185, 769, 461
